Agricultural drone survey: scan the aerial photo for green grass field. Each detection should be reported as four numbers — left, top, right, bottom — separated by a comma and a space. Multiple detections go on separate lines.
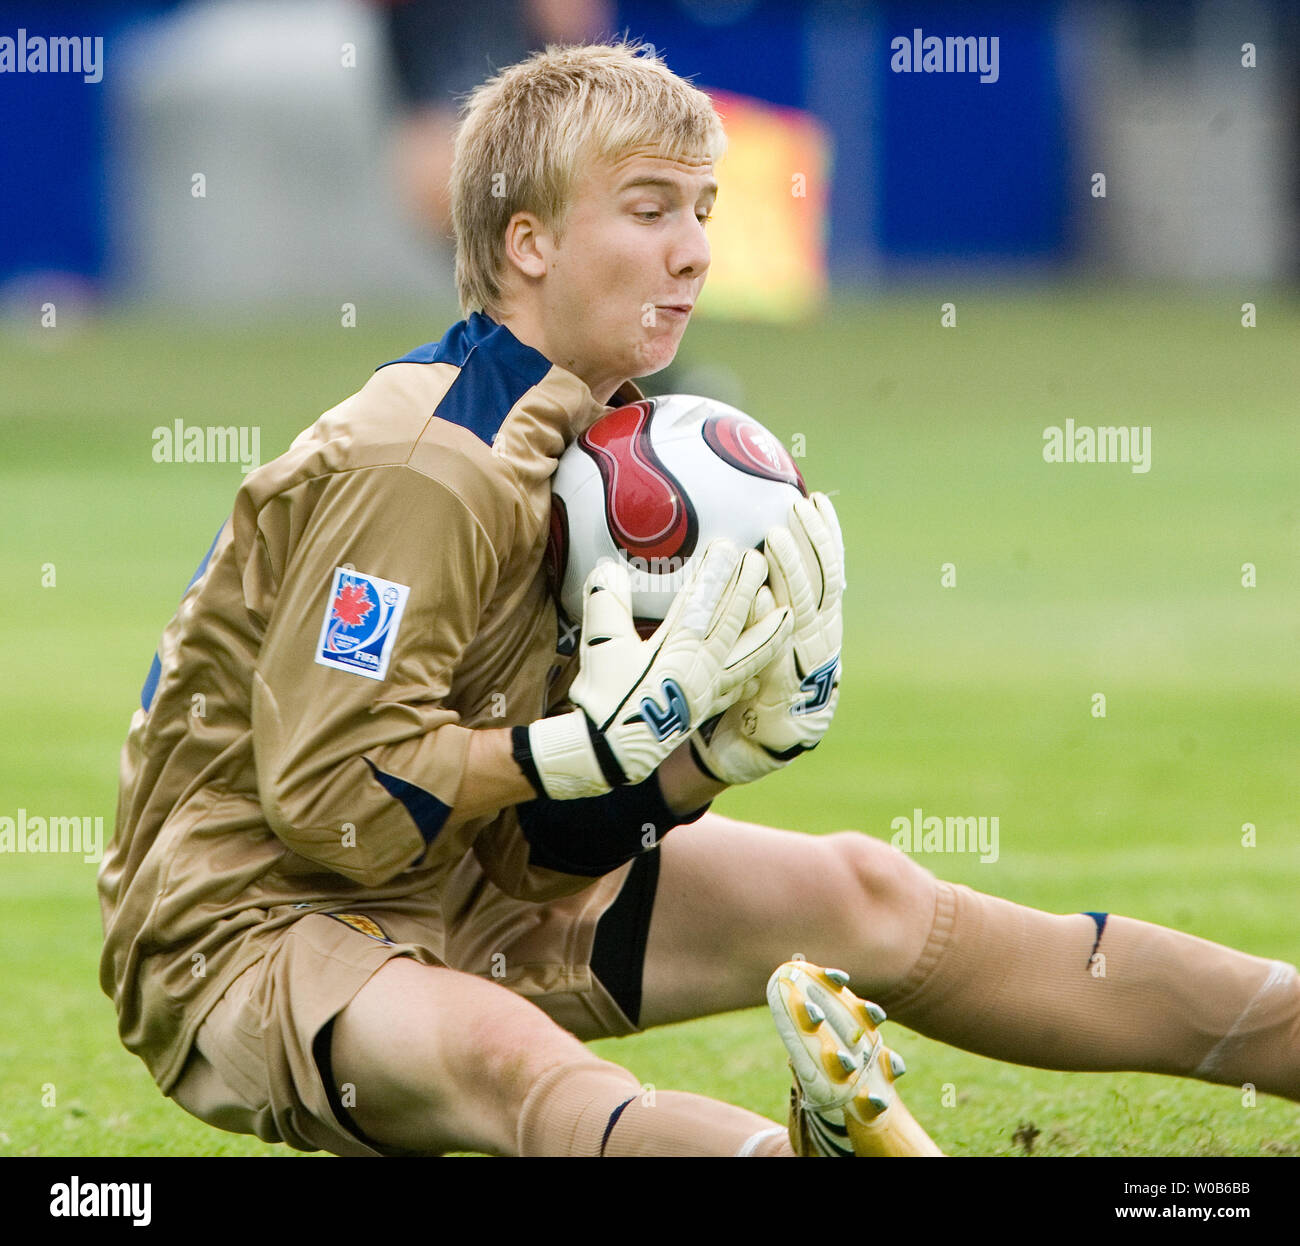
1, 288, 1297, 1157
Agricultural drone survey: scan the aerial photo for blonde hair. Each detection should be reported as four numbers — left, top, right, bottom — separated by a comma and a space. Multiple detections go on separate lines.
450, 39, 727, 317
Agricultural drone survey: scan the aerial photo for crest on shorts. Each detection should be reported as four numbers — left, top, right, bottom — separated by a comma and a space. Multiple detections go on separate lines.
315, 567, 410, 682
327, 912, 393, 944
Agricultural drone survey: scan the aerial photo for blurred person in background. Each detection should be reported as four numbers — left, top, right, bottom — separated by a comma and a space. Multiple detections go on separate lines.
376, 0, 614, 242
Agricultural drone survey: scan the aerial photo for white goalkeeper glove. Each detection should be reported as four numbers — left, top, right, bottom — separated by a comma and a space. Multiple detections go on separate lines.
522, 539, 793, 799
689, 492, 845, 786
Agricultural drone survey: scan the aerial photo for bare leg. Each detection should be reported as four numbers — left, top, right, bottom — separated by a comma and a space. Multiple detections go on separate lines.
641, 813, 1300, 1101
642, 816, 934, 1025
328, 958, 791, 1156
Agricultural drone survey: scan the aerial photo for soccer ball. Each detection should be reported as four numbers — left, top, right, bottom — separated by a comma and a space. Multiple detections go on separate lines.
546, 394, 807, 632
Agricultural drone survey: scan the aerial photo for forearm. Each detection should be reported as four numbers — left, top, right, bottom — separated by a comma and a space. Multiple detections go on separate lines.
658, 741, 729, 815
443, 727, 537, 830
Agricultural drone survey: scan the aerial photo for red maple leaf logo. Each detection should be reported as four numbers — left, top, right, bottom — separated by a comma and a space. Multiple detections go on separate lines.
331, 582, 373, 628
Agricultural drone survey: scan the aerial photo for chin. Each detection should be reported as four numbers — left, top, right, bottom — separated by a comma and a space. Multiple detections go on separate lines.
632, 338, 682, 380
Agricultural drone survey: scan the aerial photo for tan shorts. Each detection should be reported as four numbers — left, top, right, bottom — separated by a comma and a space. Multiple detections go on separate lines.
168, 854, 653, 1156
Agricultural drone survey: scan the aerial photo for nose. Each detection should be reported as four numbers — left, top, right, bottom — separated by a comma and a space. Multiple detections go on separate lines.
671, 214, 711, 281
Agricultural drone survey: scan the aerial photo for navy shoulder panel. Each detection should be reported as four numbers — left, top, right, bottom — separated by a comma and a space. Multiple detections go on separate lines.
377, 313, 553, 447
140, 522, 225, 711
363, 758, 450, 847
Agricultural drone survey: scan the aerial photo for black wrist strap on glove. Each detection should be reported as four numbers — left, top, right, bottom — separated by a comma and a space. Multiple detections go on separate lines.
584, 715, 629, 788
510, 725, 545, 798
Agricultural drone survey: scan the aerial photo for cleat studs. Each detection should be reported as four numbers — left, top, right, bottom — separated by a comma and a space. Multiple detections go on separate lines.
836, 1049, 858, 1074
888, 1050, 907, 1078
824, 968, 850, 986
804, 1001, 826, 1026
864, 1002, 887, 1025
867, 1093, 890, 1114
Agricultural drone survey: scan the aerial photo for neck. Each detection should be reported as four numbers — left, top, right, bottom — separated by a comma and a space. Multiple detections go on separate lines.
491, 304, 624, 406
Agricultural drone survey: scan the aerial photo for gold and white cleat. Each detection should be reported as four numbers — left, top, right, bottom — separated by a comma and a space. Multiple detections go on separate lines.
767, 961, 944, 1157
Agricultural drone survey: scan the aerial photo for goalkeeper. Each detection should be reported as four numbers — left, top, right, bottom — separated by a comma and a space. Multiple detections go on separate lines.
100, 40, 1300, 1159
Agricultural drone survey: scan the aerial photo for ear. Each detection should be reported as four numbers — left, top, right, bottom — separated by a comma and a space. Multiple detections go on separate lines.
502, 211, 551, 281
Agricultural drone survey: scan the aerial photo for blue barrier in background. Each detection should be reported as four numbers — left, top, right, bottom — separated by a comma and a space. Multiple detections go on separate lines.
874, 1, 1068, 266
620, 0, 1070, 279
0, 2, 185, 291
0, 0, 1071, 294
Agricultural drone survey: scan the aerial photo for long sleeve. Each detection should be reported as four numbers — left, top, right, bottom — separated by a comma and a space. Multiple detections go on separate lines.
247, 462, 502, 886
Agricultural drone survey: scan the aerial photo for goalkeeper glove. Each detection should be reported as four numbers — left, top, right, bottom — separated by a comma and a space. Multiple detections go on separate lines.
521, 539, 792, 799
689, 492, 844, 786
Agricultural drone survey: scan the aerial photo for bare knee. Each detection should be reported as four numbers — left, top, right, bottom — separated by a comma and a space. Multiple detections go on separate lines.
330, 959, 589, 1155
821, 830, 935, 915
820, 831, 937, 990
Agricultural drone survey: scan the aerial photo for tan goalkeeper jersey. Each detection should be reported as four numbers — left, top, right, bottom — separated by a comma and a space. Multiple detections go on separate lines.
99, 313, 643, 1093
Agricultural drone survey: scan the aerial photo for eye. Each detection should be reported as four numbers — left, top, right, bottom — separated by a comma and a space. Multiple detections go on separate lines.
636, 209, 662, 221
697, 211, 714, 226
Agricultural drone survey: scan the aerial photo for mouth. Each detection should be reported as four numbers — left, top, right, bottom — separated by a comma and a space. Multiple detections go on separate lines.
656, 303, 693, 318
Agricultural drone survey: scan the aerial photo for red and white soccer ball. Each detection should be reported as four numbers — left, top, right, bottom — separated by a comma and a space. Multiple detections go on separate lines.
546, 394, 808, 631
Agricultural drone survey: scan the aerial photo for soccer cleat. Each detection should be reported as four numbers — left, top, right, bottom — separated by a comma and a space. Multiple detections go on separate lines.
767, 961, 944, 1157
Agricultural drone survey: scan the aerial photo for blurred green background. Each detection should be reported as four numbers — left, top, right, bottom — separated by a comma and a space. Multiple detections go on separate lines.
1, 289, 1297, 1155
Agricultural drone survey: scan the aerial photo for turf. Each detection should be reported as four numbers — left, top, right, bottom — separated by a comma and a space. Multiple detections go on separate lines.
1, 288, 1296, 1157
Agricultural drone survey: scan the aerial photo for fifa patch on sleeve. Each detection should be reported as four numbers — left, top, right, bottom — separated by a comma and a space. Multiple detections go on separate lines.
315, 567, 410, 681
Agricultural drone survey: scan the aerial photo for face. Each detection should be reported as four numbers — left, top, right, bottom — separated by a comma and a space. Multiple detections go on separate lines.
501, 146, 716, 403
